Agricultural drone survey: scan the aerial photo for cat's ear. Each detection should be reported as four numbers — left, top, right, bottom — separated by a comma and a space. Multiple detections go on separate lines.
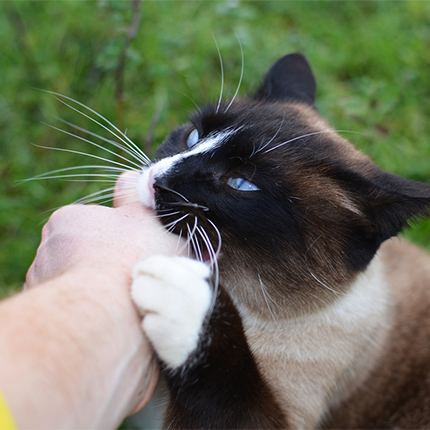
254, 53, 316, 105
355, 170, 430, 245
342, 169, 430, 270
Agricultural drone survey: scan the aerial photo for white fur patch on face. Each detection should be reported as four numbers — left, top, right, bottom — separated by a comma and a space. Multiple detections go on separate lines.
131, 255, 212, 369
155, 128, 238, 176
137, 167, 154, 209
136, 128, 239, 209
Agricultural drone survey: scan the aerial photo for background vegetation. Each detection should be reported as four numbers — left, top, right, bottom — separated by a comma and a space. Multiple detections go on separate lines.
1, 0, 430, 302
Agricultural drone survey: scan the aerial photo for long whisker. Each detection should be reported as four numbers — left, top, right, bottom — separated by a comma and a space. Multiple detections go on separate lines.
53, 92, 151, 163
258, 274, 278, 324
165, 201, 210, 212
30, 174, 119, 182
263, 130, 363, 154
212, 33, 224, 114
72, 186, 117, 205
39, 186, 137, 219
57, 117, 144, 153
154, 183, 190, 203
164, 213, 189, 232
56, 117, 149, 165
225, 34, 244, 113
196, 226, 214, 267
73, 187, 139, 206
252, 116, 285, 157
42, 91, 151, 164
206, 218, 222, 257
187, 221, 203, 262
197, 226, 219, 284
28, 144, 140, 173
198, 222, 221, 316
44, 122, 146, 169
23, 165, 130, 184
309, 271, 346, 297
156, 211, 182, 219
168, 89, 201, 113
196, 225, 219, 321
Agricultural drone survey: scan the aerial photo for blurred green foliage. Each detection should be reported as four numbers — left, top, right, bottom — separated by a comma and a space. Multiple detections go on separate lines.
1, 1, 430, 297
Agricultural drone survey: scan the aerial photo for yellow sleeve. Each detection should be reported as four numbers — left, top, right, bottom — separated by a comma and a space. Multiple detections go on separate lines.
0, 389, 16, 430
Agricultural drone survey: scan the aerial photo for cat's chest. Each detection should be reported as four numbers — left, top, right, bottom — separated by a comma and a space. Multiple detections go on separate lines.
237, 254, 392, 428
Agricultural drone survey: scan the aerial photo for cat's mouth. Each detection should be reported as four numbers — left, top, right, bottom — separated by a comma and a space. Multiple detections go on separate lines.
137, 167, 217, 264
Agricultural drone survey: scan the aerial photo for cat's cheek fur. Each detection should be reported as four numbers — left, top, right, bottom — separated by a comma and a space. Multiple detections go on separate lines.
131, 256, 212, 369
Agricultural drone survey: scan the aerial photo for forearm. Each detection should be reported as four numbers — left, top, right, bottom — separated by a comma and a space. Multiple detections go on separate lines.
0, 268, 155, 429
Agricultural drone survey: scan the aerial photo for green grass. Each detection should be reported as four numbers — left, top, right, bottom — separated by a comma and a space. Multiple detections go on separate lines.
1, 1, 430, 297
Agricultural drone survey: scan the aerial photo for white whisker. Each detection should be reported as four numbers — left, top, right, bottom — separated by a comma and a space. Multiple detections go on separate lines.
206, 218, 222, 257
44, 122, 146, 169
164, 213, 189, 231
263, 130, 362, 154
197, 226, 219, 281
225, 35, 244, 113
309, 271, 346, 297
74, 186, 115, 201
42, 91, 151, 164
57, 117, 146, 158
72, 187, 133, 206
29, 144, 140, 173
252, 116, 285, 157
23, 165, 129, 184
258, 274, 278, 324
26, 175, 119, 183
212, 33, 224, 114
156, 211, 181, 219
187, 222, 203, 262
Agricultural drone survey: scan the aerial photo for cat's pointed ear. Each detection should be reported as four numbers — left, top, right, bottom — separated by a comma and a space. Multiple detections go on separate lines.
254, 53, 316, 105
358, 170, 430, 245
344, 169, 430, 271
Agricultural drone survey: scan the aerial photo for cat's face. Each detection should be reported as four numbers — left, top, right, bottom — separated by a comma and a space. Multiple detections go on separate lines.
138, 54, 430, 317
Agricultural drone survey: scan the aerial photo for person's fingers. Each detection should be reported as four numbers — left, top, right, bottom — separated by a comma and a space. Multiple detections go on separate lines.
114, 171, 140, 208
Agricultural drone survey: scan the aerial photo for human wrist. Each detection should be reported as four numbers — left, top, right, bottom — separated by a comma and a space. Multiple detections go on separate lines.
1, 267, 155, 429
46, 268, 154, 426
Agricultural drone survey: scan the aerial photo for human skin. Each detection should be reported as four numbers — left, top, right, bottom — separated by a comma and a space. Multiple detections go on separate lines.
0, 172, 184, 429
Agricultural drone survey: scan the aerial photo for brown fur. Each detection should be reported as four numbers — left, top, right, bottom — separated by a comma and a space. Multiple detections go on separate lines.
324, 239, 430, 429
146, 53, 430, 429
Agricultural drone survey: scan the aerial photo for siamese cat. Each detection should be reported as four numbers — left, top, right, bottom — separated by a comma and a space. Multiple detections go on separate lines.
130, 53, 430, 429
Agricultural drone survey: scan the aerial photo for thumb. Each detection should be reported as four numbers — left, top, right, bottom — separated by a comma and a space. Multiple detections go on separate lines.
113, 171, 140, 208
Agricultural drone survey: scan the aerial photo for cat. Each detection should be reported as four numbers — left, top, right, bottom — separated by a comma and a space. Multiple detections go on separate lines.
130, 53, 430, 429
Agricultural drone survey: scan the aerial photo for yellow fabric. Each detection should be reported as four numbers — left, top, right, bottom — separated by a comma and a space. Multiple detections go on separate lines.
0, 389, 16, 430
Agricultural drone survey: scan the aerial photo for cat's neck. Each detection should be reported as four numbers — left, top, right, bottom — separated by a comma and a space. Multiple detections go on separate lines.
238, 250, 393, 428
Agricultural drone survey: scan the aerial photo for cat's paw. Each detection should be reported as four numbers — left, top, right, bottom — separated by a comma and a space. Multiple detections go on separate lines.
131, 255, 212, 369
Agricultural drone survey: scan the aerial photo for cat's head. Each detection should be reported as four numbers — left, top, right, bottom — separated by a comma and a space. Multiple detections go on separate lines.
138, 53, 430, 316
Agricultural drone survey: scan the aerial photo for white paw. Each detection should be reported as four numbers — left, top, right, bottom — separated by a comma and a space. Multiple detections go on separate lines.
131, 255, 212, 369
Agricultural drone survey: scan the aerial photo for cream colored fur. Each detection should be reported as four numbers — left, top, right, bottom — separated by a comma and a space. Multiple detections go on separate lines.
239, 250, 392, 429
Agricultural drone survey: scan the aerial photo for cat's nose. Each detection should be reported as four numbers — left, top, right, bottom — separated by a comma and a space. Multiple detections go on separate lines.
152, 176, 168, 191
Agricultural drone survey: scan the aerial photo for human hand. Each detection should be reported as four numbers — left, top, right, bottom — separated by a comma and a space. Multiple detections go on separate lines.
22, 171, 187, 424
26, 171, 185, 288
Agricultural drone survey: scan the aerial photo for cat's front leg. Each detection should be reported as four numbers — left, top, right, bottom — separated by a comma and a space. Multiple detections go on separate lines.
131, 255, 286, 429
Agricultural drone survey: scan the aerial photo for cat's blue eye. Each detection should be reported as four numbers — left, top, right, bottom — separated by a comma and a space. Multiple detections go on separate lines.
187, 129, 199, 148
227, 177, 260, 192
